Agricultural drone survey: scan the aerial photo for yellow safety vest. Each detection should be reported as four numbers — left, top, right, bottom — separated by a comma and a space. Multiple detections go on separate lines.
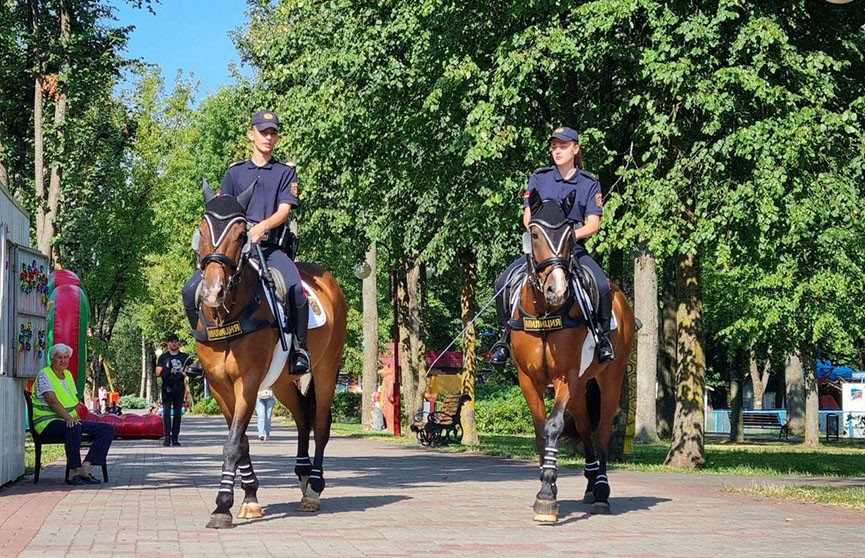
31, 366, 79, 434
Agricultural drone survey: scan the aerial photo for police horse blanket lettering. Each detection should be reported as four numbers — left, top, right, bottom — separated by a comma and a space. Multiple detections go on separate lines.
512, 191, 636, 523
193, 181, 347, 529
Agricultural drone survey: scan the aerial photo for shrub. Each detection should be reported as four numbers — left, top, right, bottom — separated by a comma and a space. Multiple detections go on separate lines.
118, 395, 147, 409
191, 397, 222, 416
332, 391, 362, 423
474, 384, 553, 435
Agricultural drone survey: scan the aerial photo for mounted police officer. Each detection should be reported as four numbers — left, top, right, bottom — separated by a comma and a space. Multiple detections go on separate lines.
490, 126, 615, 367
182, 110, 311, 375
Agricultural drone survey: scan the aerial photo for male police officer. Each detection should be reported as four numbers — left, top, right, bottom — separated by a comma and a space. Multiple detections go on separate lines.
182, 110, 311, 375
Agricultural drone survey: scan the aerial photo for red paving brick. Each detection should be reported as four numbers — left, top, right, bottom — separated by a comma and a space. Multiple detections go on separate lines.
1, 416, 863, 557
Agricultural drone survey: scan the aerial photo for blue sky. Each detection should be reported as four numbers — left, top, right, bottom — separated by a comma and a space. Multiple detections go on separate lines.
110, 0, 250, 102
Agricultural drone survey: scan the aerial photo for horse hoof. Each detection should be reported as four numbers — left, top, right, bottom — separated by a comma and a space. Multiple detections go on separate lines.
582, 490, 596, 504
237, 503, 263, 519
206, 513, 234, 529
298, 475, 309, 498
532, 498, 559, 522
298, 489, 321, 512
591, 501, 611, 515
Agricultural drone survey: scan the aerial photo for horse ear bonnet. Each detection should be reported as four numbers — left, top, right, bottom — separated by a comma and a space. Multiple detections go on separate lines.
531, 199, 569, 229
204, 195, 247, 248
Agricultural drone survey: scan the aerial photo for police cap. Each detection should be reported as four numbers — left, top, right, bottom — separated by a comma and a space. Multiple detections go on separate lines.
250, 110, 281, 132
550, 126, 579, 143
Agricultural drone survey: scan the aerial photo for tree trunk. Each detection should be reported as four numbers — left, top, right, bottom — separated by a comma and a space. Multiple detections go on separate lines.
728, 361, 744, 442
785, 352, 805, 436
40, 2, 70, 261
664, 252, 706, 469
749, 349, 771, 410
403, 262, 426, 428
657, 260, 677, 437
31, 0, 46, 255
396, 268, 412, 433
802, 349, 820, 447
139, 334, 146, 398
361, 244, 379, 430
457, 246, 479, 445
634, 248, 659, 443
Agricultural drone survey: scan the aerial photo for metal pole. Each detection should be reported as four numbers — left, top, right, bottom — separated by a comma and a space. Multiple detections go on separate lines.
391, 267, 401, 437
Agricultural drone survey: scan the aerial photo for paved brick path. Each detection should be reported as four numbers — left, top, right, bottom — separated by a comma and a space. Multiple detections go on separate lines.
2, 416, 863, 557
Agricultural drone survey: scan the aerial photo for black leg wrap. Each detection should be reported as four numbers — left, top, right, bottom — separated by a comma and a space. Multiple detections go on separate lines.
309, 468, 325, 494
294, 456, 312, 479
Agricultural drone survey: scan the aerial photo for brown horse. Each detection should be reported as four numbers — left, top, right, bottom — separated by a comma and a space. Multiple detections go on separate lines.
194, 182, 347, 529
511, 191, 636, 523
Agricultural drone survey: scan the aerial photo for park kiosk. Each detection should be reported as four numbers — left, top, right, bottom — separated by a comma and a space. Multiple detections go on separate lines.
0, 181, 44, 486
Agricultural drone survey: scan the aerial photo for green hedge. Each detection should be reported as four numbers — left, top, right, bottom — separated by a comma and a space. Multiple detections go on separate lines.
474, 384, 553, 435
191, 397, 222, 415
332, 392, 361, 423
118, 395, 147, 409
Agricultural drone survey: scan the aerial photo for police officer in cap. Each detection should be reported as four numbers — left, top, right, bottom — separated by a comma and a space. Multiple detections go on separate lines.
182, 110, 311, 375
489, 126, 615, 366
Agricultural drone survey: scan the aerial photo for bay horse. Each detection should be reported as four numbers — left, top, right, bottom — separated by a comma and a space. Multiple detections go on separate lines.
194, 182, 347, 529
511, 190, 636, 523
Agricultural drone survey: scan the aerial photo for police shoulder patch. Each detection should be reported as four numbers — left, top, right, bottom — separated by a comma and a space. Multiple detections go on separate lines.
228, 160, 245, 168
533, 166, 553, 174
579, 169, 599, 181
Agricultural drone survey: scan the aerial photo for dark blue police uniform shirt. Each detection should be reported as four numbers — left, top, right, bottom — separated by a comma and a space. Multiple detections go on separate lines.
523, 166, 603, 225
220, 158, 300, 223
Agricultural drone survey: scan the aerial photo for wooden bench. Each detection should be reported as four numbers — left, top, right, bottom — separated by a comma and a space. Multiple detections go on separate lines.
730, 410, 789, 441
24, 390, 109, 484
410, 394, 471, 447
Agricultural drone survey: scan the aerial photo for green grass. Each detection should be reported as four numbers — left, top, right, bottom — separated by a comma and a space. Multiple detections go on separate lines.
330, 424, 865, 478
24, 434, 66, 475
725, 484, 865, 511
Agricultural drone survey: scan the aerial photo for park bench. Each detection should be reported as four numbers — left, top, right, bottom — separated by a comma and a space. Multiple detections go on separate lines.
410, 394, 471, 447
730, 410, 789, 441
24, 390, 109, 484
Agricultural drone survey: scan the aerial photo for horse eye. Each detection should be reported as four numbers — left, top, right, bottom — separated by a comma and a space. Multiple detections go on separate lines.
531, 233, 539, 240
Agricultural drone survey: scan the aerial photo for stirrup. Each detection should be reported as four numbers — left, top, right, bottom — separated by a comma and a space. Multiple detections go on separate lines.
293, 348, 312, 375
597, 336, 615, 364
489, 342, 511, 368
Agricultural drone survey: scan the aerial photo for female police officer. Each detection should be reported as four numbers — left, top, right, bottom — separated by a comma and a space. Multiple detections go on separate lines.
182, 110, 311, 375
489, 126, 615, 366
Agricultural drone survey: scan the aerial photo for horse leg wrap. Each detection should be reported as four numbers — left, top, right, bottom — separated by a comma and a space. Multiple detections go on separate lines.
583, 460, 599, 503
538, 447, 559, 499
295, 457, 312, 497
592, 472, 610, 505
309, 468, 325, 495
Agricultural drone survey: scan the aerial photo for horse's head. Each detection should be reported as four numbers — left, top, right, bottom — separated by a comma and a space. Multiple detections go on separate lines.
525, 189, 576, 308
196, 180, 255, 308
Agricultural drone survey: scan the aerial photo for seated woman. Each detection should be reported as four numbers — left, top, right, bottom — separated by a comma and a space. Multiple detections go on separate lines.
32, 344, 115, 485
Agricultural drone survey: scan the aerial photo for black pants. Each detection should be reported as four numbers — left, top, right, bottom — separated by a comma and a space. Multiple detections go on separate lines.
41, 419, 115, 470
162, 389, 183, 441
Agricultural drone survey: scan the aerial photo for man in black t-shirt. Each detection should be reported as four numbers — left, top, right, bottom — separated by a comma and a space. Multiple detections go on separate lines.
156, 334, 189, 446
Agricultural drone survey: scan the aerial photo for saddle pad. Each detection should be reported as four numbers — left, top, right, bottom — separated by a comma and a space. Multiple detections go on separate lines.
301, 280, 327, 330
249, 259, 327, 330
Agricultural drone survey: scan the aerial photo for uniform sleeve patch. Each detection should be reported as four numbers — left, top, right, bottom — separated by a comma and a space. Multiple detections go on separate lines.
290, 182, 299, 197
594, 193, 604, 208
524, 190, 531, 198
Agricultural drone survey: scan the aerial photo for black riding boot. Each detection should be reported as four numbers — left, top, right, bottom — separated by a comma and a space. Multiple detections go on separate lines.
292, 299, 312, 375
596, 290, 615, 363
489, 287, 511, 368
490, 328, 511, 368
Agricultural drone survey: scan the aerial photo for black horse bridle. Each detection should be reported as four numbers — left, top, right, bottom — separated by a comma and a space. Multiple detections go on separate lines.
526, 216, 574, 295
